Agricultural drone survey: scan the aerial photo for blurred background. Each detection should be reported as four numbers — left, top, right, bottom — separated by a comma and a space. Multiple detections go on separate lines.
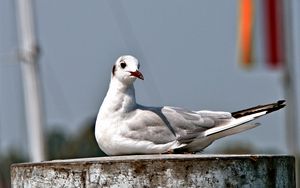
0, 0, 299, 187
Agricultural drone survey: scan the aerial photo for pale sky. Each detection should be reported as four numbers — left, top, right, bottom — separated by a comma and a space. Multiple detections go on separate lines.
0, 0, 300, 155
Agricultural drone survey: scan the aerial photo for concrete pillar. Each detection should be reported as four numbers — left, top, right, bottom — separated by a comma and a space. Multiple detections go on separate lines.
11, 154, 295, 187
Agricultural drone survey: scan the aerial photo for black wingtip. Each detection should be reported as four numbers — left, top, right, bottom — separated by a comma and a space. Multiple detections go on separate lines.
272, 100, 286, 110
268, 100, 286, 112
231, 100, 286, 118
277, 100, 286, 105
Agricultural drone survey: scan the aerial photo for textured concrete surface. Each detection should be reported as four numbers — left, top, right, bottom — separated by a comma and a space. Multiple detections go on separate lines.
11, 154, 295, 188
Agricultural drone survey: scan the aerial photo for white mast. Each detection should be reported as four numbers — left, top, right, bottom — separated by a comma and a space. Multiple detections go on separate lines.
284, 0, 299, 185
16, 0, 46, 162
283, 0, 299, 155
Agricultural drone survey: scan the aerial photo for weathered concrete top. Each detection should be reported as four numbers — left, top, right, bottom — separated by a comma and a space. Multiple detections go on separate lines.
11, 154, 295, 188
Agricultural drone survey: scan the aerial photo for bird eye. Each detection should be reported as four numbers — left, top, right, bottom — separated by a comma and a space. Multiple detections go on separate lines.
138, 64, 140, 69
120, 61, 127, 69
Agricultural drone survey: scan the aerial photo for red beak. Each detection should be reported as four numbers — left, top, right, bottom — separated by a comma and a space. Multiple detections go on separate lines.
130, 70, 144, 80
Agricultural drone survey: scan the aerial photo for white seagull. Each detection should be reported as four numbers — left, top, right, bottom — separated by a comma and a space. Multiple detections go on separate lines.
95, 55, 286, 155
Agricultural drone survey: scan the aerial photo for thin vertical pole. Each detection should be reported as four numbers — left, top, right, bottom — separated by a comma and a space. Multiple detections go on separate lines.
16, 0, 45, 162
283, 0, 299, 156
282, 0, 299, 185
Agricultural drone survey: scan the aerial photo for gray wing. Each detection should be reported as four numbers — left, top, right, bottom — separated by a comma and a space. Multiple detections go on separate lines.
121, 105, 232, 145
162, 106, 233, 143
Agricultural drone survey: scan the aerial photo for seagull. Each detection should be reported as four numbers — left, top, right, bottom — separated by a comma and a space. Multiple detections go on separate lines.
95, 55, 286, 155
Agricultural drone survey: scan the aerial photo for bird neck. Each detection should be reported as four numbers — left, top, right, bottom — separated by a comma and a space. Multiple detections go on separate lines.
102, 78, 137, 113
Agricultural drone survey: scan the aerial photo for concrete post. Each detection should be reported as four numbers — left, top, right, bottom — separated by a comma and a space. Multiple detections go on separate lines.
11, 154, 295, 187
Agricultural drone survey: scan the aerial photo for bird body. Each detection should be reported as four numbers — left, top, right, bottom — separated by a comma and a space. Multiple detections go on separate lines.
95, 55, 285, 155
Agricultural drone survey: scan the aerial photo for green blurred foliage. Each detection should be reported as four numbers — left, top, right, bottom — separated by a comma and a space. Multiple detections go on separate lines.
46, 117, 106, 159
0, 117, 106, 187
0, 149, 27, 188
214, 141, 279, 154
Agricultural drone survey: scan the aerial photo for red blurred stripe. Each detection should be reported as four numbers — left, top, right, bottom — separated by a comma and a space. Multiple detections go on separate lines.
264, 0, 285, 68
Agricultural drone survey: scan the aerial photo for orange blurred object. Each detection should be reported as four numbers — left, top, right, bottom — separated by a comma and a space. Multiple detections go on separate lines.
238, 0, 254, 68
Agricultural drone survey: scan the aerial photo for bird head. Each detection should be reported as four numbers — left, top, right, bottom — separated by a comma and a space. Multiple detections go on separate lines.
112, 55, 144, 84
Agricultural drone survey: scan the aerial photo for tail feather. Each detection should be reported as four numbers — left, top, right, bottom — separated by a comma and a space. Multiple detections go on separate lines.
202, 100, 286, 141
203, 100, 286, 139
174, 100, 286, 153
231, 100, 286, 118
204, 111, 265, 137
